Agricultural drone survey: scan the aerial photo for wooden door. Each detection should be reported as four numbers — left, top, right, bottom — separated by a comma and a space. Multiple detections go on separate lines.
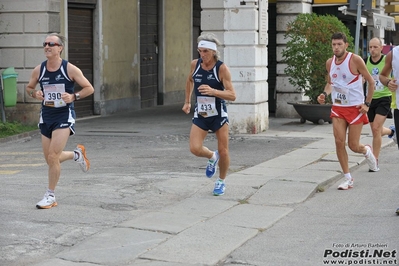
140, 0, 159, 108
68, 6, 94, 117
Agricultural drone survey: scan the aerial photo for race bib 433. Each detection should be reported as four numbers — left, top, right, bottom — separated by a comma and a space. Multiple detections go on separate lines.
197, 96, 218, 118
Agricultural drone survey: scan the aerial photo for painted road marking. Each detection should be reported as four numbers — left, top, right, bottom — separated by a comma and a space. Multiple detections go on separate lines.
0, 151, 44, 175
0, 170, 21, 174
0, 152, 42, 155
0, 164, 45, 167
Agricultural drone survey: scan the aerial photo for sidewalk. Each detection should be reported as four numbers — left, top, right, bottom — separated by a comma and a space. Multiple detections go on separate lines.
19, 106, 393, 266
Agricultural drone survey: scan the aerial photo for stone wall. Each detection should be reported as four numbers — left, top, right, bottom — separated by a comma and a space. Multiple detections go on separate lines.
0, 0, 61, 123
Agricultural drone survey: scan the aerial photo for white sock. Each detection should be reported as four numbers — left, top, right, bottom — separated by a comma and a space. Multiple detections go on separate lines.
210, 152, 217, 161
344, 173, 352, 180
364, 146, 370, 156
74, 151, 80, 161
46, 189, 55, 196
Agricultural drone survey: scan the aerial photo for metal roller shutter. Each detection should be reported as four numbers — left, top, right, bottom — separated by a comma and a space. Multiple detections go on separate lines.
68, 6, 95, 118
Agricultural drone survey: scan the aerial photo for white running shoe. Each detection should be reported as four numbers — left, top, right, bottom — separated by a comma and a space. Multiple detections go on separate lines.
36, 192, 57, 209
368, 158, 380, 172
74, 144, 90, 172
364, 145, 379, 172
338, 178, 354, 190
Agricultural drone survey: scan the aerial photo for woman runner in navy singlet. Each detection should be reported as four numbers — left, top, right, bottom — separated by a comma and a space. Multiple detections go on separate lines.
182, 33, 236, 196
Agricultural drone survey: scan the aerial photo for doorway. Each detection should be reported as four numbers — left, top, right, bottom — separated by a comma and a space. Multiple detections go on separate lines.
67, 5, 95, 117
140, 0, 159, 108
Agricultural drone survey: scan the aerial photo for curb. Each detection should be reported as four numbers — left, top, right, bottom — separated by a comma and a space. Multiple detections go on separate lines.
0, 117, 95, 145
0, 129, 40, 144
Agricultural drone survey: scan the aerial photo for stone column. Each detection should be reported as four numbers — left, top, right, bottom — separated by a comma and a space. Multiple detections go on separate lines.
201, 0, 268, 134
275, 0, 311, 118
0, 0, 61, 123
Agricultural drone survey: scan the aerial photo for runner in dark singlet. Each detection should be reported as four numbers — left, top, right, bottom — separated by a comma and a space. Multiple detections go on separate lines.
182, 33, 236, 196
26, 33, 94, 209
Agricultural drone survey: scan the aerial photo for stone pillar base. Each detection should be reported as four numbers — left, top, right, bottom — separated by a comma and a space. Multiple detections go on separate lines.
4, 103, 41, 125
228, 102, 269, 134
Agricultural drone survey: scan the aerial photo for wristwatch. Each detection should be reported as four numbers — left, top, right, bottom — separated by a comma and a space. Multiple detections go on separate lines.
364, 101, 371, 107
74, 93, 80, 101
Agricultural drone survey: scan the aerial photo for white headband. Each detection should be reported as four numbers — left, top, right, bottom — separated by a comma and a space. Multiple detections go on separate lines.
198, 40, 217, 51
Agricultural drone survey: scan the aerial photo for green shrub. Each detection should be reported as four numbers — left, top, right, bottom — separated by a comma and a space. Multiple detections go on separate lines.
282, 13, 354, 104
0, 122, 37, 138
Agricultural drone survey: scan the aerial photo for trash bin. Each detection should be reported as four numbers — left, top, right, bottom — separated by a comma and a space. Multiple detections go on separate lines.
1, 67, 18, 107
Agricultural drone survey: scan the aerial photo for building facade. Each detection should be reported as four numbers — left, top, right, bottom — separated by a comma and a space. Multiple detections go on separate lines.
0, 0, 397, 132
0, 0, 196, 124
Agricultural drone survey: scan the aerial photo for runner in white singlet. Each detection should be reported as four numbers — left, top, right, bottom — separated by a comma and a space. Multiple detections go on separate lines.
317, 32, 378, 190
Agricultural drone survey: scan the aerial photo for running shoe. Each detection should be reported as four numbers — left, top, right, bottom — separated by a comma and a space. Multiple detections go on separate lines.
213, 180, 225, 196
337, 178, 354, 190
368, 159, 380, 173
205, 150, 219, 178
388, 125, 397, 144
396, 208, 399, 215
74, 144, 90, 172
36, 192, 57, 209
365, 145, 379, 172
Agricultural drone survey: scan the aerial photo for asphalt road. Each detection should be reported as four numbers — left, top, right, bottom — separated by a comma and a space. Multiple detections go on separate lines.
0, 105, 318, 265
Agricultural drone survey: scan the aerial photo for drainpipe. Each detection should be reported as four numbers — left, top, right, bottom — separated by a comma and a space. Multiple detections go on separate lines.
355, 0, 362, 55
0, 80, 6, 123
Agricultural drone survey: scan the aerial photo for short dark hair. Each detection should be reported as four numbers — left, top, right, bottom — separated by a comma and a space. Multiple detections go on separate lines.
331, 32, 348, 43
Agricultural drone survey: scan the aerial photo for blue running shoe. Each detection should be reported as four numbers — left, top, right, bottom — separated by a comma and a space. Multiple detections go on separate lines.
205, 150, 219, 178
213, 180, 225, 196
388, 125, 397, 144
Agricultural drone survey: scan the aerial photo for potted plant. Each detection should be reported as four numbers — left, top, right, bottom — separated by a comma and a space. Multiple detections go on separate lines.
282, 13, 354, 124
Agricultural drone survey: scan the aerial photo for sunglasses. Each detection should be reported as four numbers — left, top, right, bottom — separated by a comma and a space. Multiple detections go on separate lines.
43, 42, 61, 47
